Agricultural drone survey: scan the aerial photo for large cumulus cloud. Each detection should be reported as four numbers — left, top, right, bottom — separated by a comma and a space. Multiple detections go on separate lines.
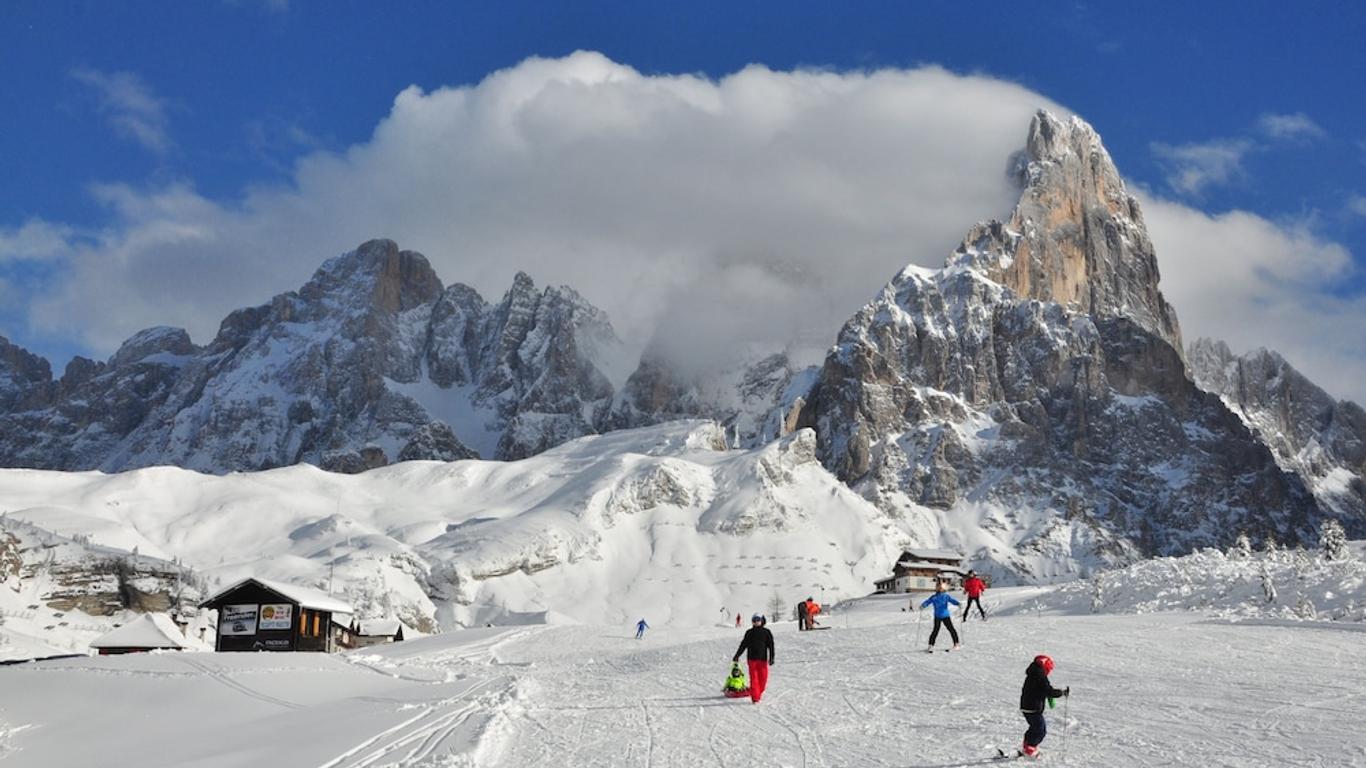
18, 51, 1366, 402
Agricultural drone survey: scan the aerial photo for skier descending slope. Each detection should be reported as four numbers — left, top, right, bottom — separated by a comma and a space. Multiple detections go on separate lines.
635, 618, 649, 639
962, 571, 988, 621
1018, 654, 1070, 758
920, 581, 961, 651
732, 614, 775, 703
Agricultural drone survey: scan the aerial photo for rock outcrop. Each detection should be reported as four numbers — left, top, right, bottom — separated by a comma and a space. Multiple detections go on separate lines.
800, 112, 1328, 579
1188, 338, 1366, 521
0, 239, 622, 472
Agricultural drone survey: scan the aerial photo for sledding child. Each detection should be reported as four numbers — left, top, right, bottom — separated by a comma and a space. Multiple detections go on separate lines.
732, 614, 775, 703
962, 570, 987, 621
919, 581, 961, 651
722, 662, 749, 697
1018, 654, 1070, 758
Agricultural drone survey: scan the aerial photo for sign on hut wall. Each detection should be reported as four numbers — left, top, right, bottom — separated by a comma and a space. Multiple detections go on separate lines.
259, 604, 292, 630
219, 604, 258, 635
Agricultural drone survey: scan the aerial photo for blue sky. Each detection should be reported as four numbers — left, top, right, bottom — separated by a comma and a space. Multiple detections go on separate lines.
2, 1, 1364, 397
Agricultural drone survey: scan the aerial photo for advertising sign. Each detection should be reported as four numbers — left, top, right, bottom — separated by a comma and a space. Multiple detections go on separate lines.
219, 604, 258, 635
258, 603, 293, 631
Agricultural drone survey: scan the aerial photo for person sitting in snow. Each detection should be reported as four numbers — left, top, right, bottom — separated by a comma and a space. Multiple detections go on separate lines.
1019, 654, 1069, 758
635, 618, 649, 639
919, 581, 961, 651
722, 661, 748, 697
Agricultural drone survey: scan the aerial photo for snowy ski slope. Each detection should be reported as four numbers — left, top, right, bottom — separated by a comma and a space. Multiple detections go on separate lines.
1, 592, 1362, 767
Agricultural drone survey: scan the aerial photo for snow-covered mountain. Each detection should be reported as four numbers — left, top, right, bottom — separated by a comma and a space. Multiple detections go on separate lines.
1187, 338, 1366, 519
0, 239, 621, 471
797, 111, 1336, 580
0, 421, 927, 643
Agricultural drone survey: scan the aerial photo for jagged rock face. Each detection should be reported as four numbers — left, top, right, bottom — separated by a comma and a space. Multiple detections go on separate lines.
952, 111, 1183, 351
1188, 338, 1366, 520
0, 239, 621, 472
802, 113, 1327, 577
0, 335, 54, 412
605, 348, 815, 448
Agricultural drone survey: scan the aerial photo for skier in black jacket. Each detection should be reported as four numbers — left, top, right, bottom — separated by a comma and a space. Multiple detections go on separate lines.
1018, 654, 1069, 758
732, 614, 775, 703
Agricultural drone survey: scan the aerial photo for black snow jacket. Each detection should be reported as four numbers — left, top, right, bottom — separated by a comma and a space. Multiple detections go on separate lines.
733, 626, 775, 664
1019, 660, 1067, 712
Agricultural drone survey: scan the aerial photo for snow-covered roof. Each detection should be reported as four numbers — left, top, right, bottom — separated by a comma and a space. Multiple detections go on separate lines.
202, 577, 354, 614
891, 561, 965, 573
902, 548, 963, 562
90, 614, 187, 650
355, 619, 403, 637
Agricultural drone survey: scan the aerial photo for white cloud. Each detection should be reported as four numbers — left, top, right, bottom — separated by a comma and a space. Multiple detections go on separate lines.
70, 68, 171, 154
1141, 195, 1366, 404
20, 52, 1365, 406
1256, 112, 1326, 141
0, 220, 77, 262
1150, 138, 1255, 196
30, 53, 1064, 372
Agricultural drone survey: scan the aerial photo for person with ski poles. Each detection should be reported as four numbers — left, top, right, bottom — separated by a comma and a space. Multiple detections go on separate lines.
1018, 654, 1069, 758
919, 580, 961, 651
962, 570, 987, 621
635, 618, 649, 639
804, 597, 821, 629
732, 614, 775, 703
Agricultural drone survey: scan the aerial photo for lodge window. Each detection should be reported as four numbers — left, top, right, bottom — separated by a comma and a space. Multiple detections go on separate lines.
299, 609, 309, 636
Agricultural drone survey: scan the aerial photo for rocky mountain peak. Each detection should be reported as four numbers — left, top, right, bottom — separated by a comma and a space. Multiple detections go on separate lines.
1187, 337, 1365, 519
108, 326, 197, 369
303, 238, 444, 314
952, 110, 1182, 351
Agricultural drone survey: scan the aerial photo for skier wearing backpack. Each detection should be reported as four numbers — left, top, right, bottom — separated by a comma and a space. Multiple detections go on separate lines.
732, 614, 775, 703
919, 581, 961, 651
962, 570, 987, 621
635, 618, 649, 639
1018, 654, 1070, 758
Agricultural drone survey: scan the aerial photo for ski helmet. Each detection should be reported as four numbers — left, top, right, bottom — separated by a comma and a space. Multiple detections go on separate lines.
751, 614, 763, 623
1034, 654, 1054, 674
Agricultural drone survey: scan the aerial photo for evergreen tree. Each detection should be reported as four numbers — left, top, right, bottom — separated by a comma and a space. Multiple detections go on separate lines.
1319, 519, 1350, 562
1229, 533, 1253, 559
1260, 561, 1277, 604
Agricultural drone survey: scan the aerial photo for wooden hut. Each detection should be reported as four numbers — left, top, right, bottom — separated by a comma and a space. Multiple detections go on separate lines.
199, 577, 354, 653
351, 619, 407, 649
873, 548, 965, 593
89, 613, 188, 655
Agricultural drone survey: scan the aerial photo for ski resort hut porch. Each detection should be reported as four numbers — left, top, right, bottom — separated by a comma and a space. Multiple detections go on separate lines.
200, 577, 354, 652
873, 548, 965, 593
89, 613, 189, 655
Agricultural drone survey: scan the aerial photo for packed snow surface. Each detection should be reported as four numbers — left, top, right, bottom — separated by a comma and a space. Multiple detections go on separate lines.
1, 593, 1364, 766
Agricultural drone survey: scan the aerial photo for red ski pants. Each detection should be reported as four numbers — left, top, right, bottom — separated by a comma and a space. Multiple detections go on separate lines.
746, 660, 770, 702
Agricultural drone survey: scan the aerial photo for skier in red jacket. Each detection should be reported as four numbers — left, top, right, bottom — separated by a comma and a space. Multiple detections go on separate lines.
962, 570, 987, 621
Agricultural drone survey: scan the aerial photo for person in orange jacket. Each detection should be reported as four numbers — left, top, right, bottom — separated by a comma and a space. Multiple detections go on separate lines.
962, 570, 987, 621
803, 597, 821, 628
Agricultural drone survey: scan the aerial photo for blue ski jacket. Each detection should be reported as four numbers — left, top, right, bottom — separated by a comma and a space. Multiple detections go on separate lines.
920, 592, 960, 618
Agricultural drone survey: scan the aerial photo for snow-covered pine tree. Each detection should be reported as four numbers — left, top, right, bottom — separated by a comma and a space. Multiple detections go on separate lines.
1260, 561, 1277, 604
1295, 595, 1317, 620
1090, 574, 1105, 614
1229, 533, 1253, 559
1320, 519, 1350, 562
1293, 547, 1311, 579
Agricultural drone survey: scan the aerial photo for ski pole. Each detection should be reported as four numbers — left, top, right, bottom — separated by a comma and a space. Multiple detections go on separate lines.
913, 603, 924, 648
1061, 690, 1070, 763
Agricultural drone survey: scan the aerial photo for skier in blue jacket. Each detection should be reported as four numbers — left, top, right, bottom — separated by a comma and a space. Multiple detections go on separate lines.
919, 581, 961, 651
635, 618, 649, 639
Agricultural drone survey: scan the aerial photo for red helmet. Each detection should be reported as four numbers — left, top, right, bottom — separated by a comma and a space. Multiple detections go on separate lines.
1034, 654, 1054, 674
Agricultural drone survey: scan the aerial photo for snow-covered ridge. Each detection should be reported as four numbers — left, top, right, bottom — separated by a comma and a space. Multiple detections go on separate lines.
0, 421, 927, 641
